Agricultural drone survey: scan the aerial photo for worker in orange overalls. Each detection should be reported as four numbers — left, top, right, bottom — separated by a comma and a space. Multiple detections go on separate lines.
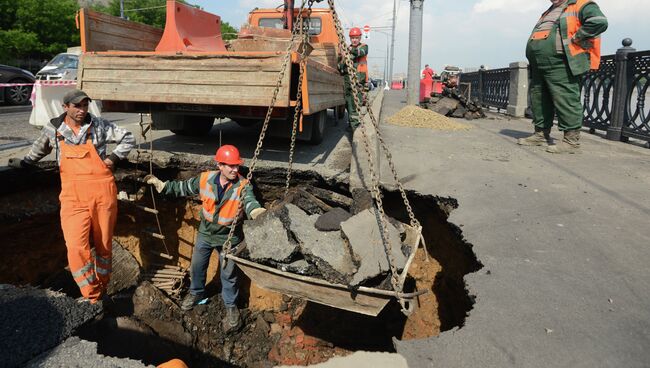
8, 89, 135, 305
338, 27, 369, 131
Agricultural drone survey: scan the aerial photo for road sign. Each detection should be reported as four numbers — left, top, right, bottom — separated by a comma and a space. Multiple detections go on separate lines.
363, 25, 370, 33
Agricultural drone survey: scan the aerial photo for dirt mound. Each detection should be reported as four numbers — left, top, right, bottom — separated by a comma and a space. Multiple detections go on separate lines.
387, 105, 471, 131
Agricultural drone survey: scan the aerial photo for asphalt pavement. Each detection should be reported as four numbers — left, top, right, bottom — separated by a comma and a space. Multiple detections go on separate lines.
376, 90, 650, 368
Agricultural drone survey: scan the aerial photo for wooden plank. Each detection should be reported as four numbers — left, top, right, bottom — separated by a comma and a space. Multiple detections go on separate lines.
302, 61, 345, 114
83, 69, 285, 87
83, 83, 291, 107
81, 8, 163, 52
81, 54, 285, 72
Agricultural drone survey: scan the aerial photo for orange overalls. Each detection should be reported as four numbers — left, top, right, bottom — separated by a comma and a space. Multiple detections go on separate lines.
57, 124, 117, 302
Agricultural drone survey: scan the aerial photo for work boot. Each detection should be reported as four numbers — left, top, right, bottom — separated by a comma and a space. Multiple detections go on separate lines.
517, 127, 552, 146
181, 292, 205, 311
223, 306, 242, 332
546, 129, 581, 154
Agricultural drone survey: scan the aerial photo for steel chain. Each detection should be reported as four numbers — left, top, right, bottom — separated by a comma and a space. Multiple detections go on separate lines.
222, 0, 313, 258
327, 0, 422, 313
285, 1, 314, 196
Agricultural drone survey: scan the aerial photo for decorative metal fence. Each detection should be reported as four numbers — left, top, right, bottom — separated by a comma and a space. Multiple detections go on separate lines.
459, 67, 510, 110
460, 39, 650, 146
582, 55, 615, 132
624, 50, 650, 142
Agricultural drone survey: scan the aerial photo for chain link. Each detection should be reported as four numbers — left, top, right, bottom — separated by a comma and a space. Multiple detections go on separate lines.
222, 0, 313, 259
285, 1, 314, 196
326, 0, 421, 313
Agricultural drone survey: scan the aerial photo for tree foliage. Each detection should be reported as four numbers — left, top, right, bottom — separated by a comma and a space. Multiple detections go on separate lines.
0, 0, 79, 64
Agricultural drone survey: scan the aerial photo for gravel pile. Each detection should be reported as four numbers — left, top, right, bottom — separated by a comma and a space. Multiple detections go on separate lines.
0, 285, 101, 367
387, 105, 471, 131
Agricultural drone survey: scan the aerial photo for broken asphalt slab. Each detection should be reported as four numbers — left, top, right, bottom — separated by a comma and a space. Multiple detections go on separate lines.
340, 208, 407, 286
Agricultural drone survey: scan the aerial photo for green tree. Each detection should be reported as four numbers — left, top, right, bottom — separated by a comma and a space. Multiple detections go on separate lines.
0, 0, 79, 64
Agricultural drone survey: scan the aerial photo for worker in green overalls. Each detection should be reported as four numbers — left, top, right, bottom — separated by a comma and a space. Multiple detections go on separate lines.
339, 27, 369, 131
519, 0, 607, 154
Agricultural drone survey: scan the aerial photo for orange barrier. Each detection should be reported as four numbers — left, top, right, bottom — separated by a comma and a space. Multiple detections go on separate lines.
155, 0, 226, 53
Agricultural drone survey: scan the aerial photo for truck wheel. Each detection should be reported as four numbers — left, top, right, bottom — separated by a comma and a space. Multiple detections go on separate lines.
309, 110, 327, 144
5, 79, 32, 105
171, 116, 214, 136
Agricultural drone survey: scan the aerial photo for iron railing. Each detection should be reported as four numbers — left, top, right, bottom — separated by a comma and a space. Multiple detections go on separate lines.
459, 67, 510, 110
582, 55, 616, 132
623, 50, 650, 142
460, 39, 650, 146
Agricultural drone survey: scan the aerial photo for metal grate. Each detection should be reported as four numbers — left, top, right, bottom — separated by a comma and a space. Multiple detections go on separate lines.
582, 55, 616, 132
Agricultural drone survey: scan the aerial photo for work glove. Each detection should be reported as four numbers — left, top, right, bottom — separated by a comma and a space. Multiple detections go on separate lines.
250, 207, 267, 220
144, 174, 167, 193
8, 158, 24, 169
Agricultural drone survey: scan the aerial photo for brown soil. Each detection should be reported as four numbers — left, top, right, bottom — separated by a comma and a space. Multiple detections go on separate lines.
1, 166, 481, 367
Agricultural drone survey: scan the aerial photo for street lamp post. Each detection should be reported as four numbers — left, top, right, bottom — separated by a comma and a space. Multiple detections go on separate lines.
407, 0, 424, 105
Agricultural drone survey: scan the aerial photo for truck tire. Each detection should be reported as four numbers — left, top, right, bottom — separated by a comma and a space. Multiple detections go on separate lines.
308, 110, 327, 144
170, 116, 214, 136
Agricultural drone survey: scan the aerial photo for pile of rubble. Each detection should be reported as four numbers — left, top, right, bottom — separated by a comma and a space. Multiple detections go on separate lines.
241, 187, 410, 288
424, 85, 486, 120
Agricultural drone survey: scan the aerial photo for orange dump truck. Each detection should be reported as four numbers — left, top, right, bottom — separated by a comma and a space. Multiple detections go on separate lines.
77, 1, 345, 143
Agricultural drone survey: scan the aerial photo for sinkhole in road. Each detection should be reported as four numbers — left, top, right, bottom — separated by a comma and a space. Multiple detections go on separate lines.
0, 163, 482, 367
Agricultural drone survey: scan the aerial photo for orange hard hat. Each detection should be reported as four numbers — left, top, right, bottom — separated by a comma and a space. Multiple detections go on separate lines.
349, 27, 362, 37
215, 145, 243, 165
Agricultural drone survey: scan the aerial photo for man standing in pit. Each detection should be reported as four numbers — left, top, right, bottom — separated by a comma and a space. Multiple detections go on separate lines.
518, 0, 607, 153
8, 89, 135, 306
339, 27, 369, 131
144, 145, 266, 330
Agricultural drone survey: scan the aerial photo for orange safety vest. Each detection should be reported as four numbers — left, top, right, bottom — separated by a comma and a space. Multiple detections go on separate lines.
199, 171, 248, 226
355, 43, 368, 83
562, 0, 601, 70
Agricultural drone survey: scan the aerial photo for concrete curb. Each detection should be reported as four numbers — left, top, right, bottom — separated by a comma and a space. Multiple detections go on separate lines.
0, 105, 32, 114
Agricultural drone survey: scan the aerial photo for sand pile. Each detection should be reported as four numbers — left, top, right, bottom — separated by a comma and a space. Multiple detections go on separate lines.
387, 105, 471, 131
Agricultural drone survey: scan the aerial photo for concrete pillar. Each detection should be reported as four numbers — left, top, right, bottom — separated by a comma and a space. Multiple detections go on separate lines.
406, 0, 424, 105
507, 61, 529, 117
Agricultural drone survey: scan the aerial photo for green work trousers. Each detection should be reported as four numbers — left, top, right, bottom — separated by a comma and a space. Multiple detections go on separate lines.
344, 76, 365, 130
529, 54, 583, 131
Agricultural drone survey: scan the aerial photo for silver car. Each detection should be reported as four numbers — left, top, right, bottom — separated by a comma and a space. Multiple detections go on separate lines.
35, 53, 79, 81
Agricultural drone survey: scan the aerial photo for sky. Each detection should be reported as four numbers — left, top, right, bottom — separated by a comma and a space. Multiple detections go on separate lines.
191, 0, 650, 76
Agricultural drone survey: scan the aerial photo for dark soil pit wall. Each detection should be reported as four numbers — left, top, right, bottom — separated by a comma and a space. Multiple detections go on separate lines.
0, 162, 482, 368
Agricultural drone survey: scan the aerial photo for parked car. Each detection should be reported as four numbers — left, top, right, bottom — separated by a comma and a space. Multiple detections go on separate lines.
35, 53, 79, 81
0, 64, 35, 105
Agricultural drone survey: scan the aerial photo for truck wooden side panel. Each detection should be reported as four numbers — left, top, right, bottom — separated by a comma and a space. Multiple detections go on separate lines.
79, 9, 163, 52
302, 59, 345, 115
79, 53, 291, 107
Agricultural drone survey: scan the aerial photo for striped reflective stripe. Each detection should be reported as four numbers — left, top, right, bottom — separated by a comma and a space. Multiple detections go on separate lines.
217, 215, 234, 224
199, 172, 218, 199
96, 255, 111, 275
587, 16, 607, 21
71, 262, 94, 279
76, 273, 98, 288
202, 208, 214, 221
